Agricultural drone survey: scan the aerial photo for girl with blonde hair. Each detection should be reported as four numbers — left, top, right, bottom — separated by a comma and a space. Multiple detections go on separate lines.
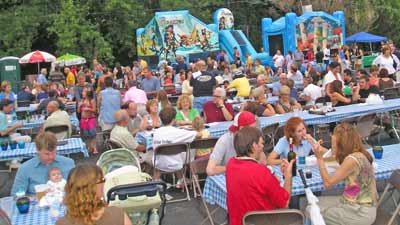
56, 163, 132, 225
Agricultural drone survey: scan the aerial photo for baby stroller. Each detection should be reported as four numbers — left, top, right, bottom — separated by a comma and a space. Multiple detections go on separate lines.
97, 148, 167, 225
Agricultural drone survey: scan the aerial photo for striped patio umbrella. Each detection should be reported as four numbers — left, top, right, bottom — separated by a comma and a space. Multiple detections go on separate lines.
19, 50, 56, 73
56, 53, 86, 67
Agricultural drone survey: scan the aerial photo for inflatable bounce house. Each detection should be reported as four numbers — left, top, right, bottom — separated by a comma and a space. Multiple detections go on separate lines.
261, 11, 346, 60
137, 9, 269, 67
213, 8, 269, 65
136, 10, 220, 66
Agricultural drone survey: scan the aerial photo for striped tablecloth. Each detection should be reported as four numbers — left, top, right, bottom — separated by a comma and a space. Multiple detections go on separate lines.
0, 138, 88, 161
203, 144, 400, 210
12, 202, 65, 225
207, 98, 400, 137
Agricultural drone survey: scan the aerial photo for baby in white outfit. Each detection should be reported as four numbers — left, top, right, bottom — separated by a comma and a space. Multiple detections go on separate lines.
39, 167, 66, 207
46, 167, 66, 193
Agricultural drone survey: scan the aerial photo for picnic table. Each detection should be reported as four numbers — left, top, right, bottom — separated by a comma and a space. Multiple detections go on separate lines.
203, 144, 400, 210
207, 98, 400, 137
10, 199, 66, 225
0, 138, 88, 161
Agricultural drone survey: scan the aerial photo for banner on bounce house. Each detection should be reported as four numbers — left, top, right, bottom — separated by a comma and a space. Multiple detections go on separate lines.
215, 8, 234, 30
137, 12, 219, 62
295, 16, 343, 51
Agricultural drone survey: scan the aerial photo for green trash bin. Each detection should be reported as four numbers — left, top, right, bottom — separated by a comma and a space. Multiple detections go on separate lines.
0, 56, 21, 93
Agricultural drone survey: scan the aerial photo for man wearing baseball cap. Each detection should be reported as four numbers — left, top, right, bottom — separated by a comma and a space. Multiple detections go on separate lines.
206, 111, 266, 176
226, 69, 250, 97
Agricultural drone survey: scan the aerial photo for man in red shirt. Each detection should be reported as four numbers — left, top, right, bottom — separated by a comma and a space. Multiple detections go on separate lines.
203, 87, 234, 123
226, 126, 295, 225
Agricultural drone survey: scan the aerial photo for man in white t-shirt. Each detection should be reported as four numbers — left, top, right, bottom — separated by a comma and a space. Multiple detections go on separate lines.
152, 107, 199, 182
273, 50, 285, 69
323, 45, 331, 67
300, 77, 322, 106
322, 62, 343, 92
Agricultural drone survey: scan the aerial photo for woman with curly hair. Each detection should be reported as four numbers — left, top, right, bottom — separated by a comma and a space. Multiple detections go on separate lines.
56, 164, 132, 225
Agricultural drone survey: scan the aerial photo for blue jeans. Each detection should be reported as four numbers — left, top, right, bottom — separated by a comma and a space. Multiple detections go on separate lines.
193, 96, 213, 114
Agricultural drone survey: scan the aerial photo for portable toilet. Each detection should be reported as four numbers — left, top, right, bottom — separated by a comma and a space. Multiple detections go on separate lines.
0, 56, 21, 93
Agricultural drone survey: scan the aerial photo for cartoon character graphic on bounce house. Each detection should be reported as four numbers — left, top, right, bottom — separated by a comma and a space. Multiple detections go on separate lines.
216, 8, 234, 30
295, 16, 343, 51
164, 25, 178, 60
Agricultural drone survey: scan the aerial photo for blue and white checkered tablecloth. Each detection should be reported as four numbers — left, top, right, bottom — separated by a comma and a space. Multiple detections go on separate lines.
15, 113, 80, 131
207, 98, 400, 138
203, 144, 400, 210
0, 138, 88, 161
12, 202, 66, 225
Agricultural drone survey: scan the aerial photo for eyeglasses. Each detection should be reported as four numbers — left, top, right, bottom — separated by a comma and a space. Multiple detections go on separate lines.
96, 177, 106, 184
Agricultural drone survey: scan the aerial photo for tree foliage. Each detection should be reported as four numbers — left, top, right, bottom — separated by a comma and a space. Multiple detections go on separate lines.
0, 0, 399, 65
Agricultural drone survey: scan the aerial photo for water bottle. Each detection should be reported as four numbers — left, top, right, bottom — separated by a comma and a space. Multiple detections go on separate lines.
298, 143, 306, 172
148, 209, 159, 225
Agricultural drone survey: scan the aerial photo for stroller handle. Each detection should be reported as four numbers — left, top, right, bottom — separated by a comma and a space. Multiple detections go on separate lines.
298, 169, 309, 188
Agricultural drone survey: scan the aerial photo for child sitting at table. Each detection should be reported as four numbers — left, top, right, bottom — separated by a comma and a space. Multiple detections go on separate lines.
192, 117, 212, 159
47, 167, 66, 192
39, 167, 66, 207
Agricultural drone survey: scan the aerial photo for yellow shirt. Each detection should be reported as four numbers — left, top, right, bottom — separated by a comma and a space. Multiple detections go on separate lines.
227, 77, 251, 97
140, 60, 148, 69
66, 72, 75, 87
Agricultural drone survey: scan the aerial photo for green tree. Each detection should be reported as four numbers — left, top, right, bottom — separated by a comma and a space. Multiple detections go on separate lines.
0, 3, 43, 56
47, 0, 113, 64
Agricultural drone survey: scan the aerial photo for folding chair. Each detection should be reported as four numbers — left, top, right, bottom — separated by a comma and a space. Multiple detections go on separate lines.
373, 169, 400, 225
102, 129, 112, 143
242, 209, 305, 225
315, 97, 326, 104
163, 85, 176, 93
355, 114, 377, 148
44, 125, 70, 140
153, 142, 191, 202
17, 101, 32, 107
383, 87, 400, 100
168, 95, 179, 107
262, 123, 279, 154
189, 137, 219, 197
382, 88, 400, 141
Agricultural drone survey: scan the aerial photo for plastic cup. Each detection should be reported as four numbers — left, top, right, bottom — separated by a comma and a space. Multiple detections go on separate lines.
0, 142, 8, 151
17, 142, 25, 149
373, 146, 383, 159
9, 142, 17, 150
16, 196, 30, 214
34, 184, 48, 201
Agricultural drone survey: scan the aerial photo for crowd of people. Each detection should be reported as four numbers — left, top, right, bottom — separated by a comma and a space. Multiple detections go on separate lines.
1, 40, 399, 225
